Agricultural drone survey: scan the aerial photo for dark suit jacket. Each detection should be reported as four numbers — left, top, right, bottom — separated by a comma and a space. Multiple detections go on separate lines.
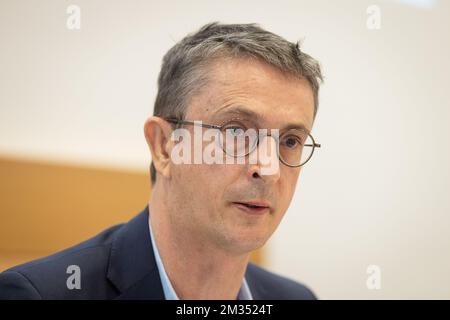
0, 207, 316, 299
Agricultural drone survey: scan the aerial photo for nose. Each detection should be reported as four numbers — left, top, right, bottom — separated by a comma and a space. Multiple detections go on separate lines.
247, 133, 280, 182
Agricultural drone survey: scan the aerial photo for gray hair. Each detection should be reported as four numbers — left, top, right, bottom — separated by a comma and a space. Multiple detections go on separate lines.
150, 22, 323, 184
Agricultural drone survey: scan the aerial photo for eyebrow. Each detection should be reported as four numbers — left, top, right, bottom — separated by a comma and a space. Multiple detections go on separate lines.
214, 105, 311, 134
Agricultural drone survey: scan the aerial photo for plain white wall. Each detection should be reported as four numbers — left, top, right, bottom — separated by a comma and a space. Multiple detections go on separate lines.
1, 0, 449, 299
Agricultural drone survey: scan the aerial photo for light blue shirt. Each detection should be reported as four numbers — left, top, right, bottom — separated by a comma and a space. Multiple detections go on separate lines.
148, 216, 253, 300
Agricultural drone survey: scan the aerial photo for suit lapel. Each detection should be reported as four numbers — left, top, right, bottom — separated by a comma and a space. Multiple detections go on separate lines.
244, 263, 267, 300
106, 206, 165, 299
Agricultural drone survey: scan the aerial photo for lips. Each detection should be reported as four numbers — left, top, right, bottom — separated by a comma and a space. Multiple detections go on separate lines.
234, 202, 269, 209
232, 201, 270, 214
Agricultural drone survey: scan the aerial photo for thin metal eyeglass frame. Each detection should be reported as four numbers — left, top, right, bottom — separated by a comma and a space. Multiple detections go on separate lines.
164, 118, 321, 167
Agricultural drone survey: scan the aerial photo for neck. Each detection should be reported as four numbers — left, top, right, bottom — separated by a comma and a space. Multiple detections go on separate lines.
148, 184, 250, 300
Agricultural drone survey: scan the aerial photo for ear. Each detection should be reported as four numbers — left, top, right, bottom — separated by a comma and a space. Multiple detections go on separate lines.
144, 116, 173, 181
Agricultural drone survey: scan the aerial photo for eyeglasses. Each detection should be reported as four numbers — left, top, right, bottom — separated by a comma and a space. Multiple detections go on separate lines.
164, 117, 321, 167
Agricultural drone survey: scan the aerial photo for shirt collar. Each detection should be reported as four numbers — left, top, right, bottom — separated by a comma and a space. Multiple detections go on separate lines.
148, 214, 253, 300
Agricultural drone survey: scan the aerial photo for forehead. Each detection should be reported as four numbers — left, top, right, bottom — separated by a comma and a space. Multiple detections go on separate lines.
186, 57, 315, 132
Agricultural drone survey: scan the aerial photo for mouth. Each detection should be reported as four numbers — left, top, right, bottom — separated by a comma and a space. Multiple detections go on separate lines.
232, 201, 270, 215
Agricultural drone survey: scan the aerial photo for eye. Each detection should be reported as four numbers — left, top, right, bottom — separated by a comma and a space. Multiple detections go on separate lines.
227, 127, 244, 136
223, 123, 247, 137
281, 135, 303, 149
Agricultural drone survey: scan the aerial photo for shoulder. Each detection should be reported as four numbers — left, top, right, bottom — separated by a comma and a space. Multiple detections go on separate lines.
0, 223, 123, 299
245, 263, 317, 300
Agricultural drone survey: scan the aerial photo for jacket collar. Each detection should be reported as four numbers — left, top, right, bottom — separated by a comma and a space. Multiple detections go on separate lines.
106, 206, 261, 299
107, 206, 165, 299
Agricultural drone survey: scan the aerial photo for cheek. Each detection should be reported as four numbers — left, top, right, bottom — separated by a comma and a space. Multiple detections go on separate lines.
174, 163, 228, 201
280, 169, 301, 203
193, 163, 242, 205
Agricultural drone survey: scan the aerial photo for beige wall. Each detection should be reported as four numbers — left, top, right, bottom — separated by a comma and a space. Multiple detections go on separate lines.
0, 0, 449, 298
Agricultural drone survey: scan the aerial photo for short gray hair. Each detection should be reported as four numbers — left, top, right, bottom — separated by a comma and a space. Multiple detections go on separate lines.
150, 22, 323, 184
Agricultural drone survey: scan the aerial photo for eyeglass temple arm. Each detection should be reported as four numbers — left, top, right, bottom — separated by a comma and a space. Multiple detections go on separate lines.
165, 118, 221, 130
305, 143, 321, 148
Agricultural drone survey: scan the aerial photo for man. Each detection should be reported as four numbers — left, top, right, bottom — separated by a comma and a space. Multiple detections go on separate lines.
0, 22, 323, 299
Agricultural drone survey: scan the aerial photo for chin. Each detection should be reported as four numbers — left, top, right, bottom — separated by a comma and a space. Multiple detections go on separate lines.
222, 229, 269, 254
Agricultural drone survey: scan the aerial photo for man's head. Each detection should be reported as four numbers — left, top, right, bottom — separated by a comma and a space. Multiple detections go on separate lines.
144, 22, 322, 254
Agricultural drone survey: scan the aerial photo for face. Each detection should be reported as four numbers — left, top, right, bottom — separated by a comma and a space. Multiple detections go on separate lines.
165, 57, 315, 255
